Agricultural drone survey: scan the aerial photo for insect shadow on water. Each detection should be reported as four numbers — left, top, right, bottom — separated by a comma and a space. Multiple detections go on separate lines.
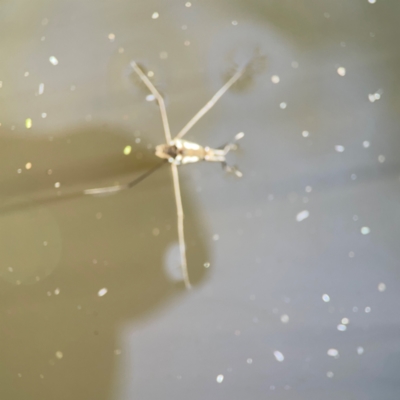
85, 58, 261, 288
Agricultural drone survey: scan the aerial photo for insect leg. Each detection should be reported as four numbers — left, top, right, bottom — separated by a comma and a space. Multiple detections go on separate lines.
170, 163, 191, 289
131, 61, 172, 143
174, 67, 246, 140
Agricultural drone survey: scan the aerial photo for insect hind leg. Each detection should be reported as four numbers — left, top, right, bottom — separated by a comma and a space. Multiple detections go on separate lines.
221, 161, 243, 178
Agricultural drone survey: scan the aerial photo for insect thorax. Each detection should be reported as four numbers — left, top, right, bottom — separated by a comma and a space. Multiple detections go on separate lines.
155, 139, 206, 165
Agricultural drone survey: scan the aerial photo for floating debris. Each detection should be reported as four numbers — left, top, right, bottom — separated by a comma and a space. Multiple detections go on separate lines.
123, 145, 132, 155
361, 227, 370, 235
378, 282, 386, 292
49, 56, 59, 65
335, 145, 345, 152
280, 314, 289, 323
327, 348, 339, 357
273, 351, 284, 362
216, 374, 224, 383
25, 118, 32, 129
98, 288, 108, 297
322, 294, 330, 302
337, 67, 346, 76
296, 210, 309, 222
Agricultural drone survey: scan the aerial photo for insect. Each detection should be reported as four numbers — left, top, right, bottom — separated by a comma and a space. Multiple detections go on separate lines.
84, 61, 251, 289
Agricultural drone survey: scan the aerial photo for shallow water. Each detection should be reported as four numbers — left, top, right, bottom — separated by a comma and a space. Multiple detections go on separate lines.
1, 1, 400, 399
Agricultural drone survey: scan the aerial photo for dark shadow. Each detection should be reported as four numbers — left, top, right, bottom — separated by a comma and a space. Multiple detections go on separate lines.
0, 125, 209, 400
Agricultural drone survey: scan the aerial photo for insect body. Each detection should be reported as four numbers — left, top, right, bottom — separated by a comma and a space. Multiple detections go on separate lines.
156, 134, 244, 173
85, 61, 251, 288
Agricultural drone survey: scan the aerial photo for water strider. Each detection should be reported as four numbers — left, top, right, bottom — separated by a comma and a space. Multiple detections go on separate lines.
85, 60, 254, 289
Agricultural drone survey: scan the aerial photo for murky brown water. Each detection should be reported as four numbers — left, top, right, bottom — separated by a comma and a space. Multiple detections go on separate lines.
2, 1, 400, 399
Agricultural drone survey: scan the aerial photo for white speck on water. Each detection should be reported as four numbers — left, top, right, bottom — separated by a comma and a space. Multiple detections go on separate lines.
273, 351, 284, 362
365, 307, 371, 313
368, 0, 376, 3
108, 33, 115, 42
147, 71, 154, 77
327, 371, 334, 378
280, 102, 287, 109
349, 251, 355, 258
25, 118, 32, 129
368, 94, 376, 102
247, 358, 253, 364
49, 56, 58, 65
25, 162, 32, 170
43, 241, 48, 246
378, 155, 385, 163
204, 262, 210, 268
271, 75, 280, 83
123, 145, 132, 155
185, 1, 192, 7
135, 138, 141, 143
152, 228, 160, 236
213, 234, 219, 241
327, 348, 339, 357
296, 210, 309, 222
322, 294, 330, 302
55, 351, 63, 359
54, 288, 60, 295
337, 67, 346, 76
305, 186, 312, 193
281, 314, 289, 323
374, 93, 381, 100
231, 20, 238, 26
216, 374, 224, 383
146, 94, 155, 101
335, 145, 345, 152
337, 324, 347, 331
41, 112, 47, 118
151, 12, 159, 19
24, 71, 29, 77
98, 288, 108, 297
363, 140, 371, 149
302, 130, 310, 137
378, 282, 386, 292
184, 40, 190, 46
357, 346, 364, 355
114, 349, 122, 355
361, 226, 370, 235
17, 169, 22, 174
342, 318, 349, 324
8, 267, 13, 272
38, 83, 44, 95
54, 182, 60, 188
